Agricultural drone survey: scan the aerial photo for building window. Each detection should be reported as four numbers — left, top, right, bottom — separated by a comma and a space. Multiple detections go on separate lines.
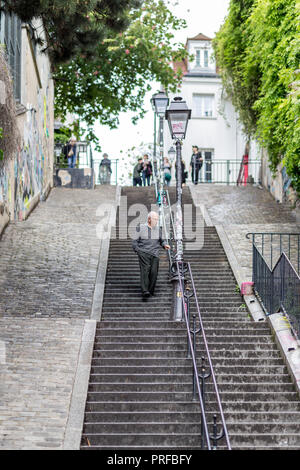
0, 10, 22, 102
204, 50, 209, 68
195, 49, 201, 67
193, 94, 214, 118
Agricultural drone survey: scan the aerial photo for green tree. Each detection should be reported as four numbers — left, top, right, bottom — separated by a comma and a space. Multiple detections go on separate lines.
1, 0, 142, 63
214, 0, 300, 193
54, 0, 188, 148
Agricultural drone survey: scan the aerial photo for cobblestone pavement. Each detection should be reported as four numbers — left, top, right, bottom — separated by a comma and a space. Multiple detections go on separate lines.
0, 318, 84, 449
189, 184, 300, 281
0, 186, 117, 449
0, 186, 116, 318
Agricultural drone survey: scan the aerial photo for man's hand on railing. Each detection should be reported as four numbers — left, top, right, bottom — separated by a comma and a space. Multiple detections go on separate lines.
164, 244, 170, 250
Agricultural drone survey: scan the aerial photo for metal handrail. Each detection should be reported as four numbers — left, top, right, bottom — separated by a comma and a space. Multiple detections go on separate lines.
186, 262, 231, 449
157, 182, 231, 449
176, 261, 212, 449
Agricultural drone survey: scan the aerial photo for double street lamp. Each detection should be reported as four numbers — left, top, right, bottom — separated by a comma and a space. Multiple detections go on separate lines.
150, 92, 191, 321
165, 96, 192, 321
150, 91, 169, 193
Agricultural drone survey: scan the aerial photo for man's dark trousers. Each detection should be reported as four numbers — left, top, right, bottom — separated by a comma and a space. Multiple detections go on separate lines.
192, 166, 201, 184
138, 251, 159, 294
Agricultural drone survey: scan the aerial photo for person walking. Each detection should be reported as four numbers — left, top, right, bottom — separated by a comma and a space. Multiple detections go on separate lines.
64, 137, 77, 168
99, 153, 112, 184
132, 211, 170, 299
133, 158, 143, 186
163, 157, 172, 186
190, 145, 203, 185
142, 154, 153, 186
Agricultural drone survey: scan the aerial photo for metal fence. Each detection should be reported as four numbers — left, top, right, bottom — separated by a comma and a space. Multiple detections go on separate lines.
92, 158, 119, 186
247, 233, 300, 274
250, 235, 300, 337
196, 160, 261, 185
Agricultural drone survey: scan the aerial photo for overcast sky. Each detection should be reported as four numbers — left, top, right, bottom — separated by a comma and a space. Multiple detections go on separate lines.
93, 0, 230, 167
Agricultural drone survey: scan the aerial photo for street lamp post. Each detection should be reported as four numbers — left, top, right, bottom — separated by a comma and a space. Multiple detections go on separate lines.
165, 96, 191, 321
150, 97, 158, 179
168, 146, 176, 163
151, 91, 169, 189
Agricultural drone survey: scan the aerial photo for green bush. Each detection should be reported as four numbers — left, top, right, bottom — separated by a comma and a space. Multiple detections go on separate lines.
214, 0, 300, 193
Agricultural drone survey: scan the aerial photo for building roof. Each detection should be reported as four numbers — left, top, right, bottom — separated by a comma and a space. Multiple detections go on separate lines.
187, 33, 212, 42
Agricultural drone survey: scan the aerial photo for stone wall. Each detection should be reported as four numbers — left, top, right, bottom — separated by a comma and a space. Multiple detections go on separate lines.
261, 148, 299, 208
0, 19, 54, 234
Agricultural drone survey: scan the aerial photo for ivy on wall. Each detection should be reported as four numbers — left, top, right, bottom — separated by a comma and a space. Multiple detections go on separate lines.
213, 0, 300, 193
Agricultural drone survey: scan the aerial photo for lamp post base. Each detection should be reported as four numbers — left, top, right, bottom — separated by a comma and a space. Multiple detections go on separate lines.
170, 279, 184, 322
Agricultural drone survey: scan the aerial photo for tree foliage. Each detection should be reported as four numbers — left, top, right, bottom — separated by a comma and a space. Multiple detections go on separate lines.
214, 0, 300, 193
54, 0, 188, 148
1, 0, 142, 63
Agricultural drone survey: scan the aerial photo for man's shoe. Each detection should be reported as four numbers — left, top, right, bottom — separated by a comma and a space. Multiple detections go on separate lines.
150, 291, 155, 296
142, 291, 151, 298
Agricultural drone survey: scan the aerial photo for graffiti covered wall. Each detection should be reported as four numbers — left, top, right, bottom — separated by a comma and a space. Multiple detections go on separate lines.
0, 21, 54, 230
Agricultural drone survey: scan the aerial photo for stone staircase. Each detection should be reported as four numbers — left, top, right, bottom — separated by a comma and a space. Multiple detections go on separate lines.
80, 186, 300, 450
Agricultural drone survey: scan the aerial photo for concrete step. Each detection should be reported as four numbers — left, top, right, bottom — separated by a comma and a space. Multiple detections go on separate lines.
86, 390, 299, 403
85, 400, 300, 413
87, 382, 295, 394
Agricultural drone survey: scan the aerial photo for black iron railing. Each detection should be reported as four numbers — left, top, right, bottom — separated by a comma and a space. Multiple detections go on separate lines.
195, 159, 260, 185
248, 233, 300, 337
158, 185, 231, 450
176, 260, 231, 450
247, 232, 300, 273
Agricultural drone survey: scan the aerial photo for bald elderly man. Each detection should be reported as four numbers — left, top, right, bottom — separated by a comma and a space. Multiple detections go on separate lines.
132, 212, 170, 299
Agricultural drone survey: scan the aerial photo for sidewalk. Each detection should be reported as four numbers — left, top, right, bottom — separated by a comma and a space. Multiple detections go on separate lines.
189, 184, 300, 283
0, 186, 117, 449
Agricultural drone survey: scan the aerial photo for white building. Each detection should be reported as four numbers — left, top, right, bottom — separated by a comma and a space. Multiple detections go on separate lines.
164, 33, 260, 184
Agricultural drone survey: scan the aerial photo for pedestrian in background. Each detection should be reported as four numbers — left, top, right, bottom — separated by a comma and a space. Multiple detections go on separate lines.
99, 153, 112, 184
132, 211, 170, 299
64, 137, 77, 168
163, 157, 172, 186
142, 154, 153, 186
190, 145, 203, 185
133, 158, 143, 186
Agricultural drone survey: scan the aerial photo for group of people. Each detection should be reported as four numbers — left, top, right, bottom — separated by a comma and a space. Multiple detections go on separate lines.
133, 154, 153, 187
132, 145, 204, 187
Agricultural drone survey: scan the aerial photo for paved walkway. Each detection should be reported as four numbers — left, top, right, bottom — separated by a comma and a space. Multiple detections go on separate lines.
189, 184, 300, 282
0, 186, 117, 449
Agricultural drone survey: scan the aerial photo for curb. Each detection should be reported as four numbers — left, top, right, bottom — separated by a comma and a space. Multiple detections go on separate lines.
63, 185, 120, 450
62, 319, 96, 450
267, 313, 300, 398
